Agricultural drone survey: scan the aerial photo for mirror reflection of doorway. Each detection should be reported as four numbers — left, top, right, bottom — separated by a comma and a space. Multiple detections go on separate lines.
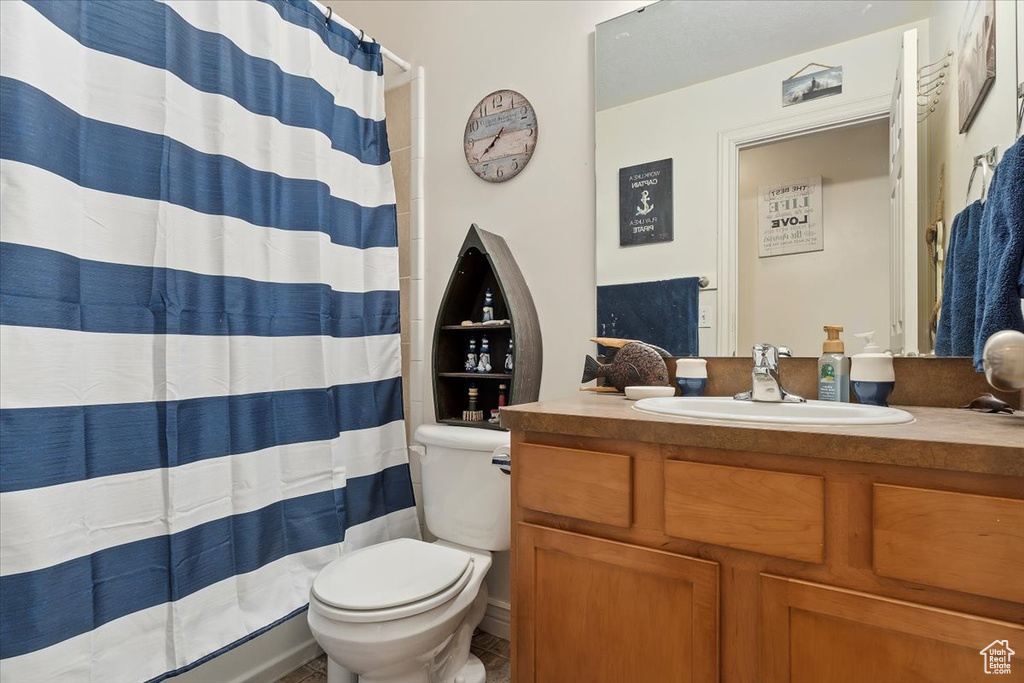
737, 119, 891, 357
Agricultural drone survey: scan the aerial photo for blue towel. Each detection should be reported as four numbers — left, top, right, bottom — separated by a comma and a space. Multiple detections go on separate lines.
935, 201, 983, 357
596, 277, 700, 356
973, 136, 1024, 370
934, 210, 962, 356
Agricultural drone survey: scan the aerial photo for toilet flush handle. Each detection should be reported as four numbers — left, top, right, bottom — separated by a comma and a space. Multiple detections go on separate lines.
491, 445, 511, 475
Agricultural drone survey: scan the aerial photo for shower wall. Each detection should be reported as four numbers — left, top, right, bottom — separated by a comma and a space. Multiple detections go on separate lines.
386, 82, 413, 440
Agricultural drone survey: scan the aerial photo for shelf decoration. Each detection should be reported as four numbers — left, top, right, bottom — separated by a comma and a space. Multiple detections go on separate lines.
482, 288, 494, 323
432, 224, 542, 430
477, 335, 492, 373
465, 338, 478, 372
463, 384, 484, 422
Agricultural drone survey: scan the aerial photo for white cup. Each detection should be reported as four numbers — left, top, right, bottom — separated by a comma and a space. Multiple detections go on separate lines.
675, 358, 708, 379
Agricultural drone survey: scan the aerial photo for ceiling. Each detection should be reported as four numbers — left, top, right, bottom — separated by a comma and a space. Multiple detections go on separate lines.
596, 0, 936, 111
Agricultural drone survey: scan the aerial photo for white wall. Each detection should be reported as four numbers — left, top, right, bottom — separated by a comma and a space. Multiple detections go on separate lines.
737, 120, 891, 357
925, 0, 1021, 347
596, 20, 929, 355
334, 0, 648, 640
927, 0, 1019, 223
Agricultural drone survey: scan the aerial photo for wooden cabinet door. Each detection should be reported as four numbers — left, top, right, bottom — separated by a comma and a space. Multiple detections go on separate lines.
515, 523, 718, 683
761, 574, 1024, 682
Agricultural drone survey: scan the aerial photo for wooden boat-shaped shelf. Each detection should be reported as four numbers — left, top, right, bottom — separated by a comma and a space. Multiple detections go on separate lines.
432, 224, 542, 430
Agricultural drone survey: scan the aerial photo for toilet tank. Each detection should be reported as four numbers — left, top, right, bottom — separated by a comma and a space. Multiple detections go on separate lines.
413, 424, 511, 551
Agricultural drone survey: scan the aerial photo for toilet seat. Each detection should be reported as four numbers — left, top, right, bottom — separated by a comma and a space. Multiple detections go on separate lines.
311, 538, 475, 623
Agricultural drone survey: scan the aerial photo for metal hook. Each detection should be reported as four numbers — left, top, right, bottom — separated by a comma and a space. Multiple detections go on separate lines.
324, 7, 332, 25
917, 70, 945, 92
359, 29, 365, 43
917, 80, 944, 99
918, 50, 953, 77
966, 147, 999, 204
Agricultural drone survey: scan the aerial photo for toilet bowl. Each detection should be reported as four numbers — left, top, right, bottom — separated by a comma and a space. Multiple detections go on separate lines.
308, 425, 510, 683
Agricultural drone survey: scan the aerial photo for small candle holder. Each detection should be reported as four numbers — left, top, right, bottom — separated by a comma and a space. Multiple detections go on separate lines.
675, 358, 708, 397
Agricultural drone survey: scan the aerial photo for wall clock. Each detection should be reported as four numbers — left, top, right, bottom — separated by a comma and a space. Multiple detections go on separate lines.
464, 89, 537, 183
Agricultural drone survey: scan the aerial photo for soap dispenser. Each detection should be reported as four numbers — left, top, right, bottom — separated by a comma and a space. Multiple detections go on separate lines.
850, 331, 896, 406
818, 325, 850, 402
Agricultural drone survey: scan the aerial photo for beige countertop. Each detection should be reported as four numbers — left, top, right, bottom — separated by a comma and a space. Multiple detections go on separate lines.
500, 394, 1024, 477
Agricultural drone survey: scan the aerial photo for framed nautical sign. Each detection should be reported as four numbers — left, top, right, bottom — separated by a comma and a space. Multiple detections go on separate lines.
758, 176, 823, 257
619, 158, 673, 246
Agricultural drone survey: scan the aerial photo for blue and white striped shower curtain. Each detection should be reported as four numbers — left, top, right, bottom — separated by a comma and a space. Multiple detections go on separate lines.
0, 1, 418, 680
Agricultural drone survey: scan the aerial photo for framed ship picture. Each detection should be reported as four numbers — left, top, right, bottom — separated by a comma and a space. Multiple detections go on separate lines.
783, 65, 843, 107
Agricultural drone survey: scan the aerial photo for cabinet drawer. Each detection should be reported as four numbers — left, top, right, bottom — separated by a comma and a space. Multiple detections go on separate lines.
761, 574, 1024, 683
515, 443, 632, 527
873, 484, 1024, 602
664, 460, 824, 563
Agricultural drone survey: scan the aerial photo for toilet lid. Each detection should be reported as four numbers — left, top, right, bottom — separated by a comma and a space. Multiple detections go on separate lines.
312, 538, 472, 611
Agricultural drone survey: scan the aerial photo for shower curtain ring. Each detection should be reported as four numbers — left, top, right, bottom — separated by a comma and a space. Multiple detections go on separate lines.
359, 29, 365, 42
324, 7, 332, 25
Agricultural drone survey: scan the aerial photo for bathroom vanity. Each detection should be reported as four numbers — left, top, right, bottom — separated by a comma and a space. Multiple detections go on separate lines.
502, 395, 1024, 682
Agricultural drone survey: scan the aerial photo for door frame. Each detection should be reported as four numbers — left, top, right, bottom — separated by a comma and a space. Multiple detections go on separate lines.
715, 94, 891, 356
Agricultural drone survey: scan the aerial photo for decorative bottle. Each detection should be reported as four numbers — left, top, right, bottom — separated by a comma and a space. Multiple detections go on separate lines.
467, 384, 478, 412
477, 335, 492, 373
465, 338, 478, 372
481, 287, 494, 323
498, 383, 508, 407
504, 338, 514, 372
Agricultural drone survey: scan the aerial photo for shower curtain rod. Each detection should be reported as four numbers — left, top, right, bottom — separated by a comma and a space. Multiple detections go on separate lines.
310, 0, 411, 72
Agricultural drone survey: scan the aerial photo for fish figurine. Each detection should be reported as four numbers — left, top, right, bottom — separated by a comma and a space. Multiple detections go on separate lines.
581, 341, 670, 392
959, 393, 1013, 414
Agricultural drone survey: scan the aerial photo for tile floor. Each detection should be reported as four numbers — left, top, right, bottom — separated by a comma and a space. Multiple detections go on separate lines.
274, 631, 510, 683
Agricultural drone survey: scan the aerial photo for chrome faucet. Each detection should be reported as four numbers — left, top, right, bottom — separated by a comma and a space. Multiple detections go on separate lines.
734, 343, 806, 403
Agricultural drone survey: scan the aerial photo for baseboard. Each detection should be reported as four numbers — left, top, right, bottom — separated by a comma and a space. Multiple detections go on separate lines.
478, 598, 511, 641
169, 612, 323, 683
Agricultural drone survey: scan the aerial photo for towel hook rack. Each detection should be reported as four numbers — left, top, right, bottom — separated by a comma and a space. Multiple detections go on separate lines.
918, 50, 953, 78
965, 146, 998, 204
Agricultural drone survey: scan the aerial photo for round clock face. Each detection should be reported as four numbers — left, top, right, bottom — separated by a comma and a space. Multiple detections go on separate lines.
464, 89, 537, 183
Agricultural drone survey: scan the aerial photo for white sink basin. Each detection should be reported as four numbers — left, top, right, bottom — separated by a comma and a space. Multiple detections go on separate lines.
632, 396, 914, 425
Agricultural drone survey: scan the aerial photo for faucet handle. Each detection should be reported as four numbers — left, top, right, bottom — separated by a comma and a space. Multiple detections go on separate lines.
752, 342, 783, 368
752, 343, 771, 368
776, 346, 793, 358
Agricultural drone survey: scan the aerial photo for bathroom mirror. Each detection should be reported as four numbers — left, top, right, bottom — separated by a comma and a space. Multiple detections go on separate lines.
595, 0, 1022, 358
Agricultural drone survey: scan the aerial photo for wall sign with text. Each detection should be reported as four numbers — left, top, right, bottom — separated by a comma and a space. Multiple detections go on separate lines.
758, 176, 823, 257
619, 158, 673, 246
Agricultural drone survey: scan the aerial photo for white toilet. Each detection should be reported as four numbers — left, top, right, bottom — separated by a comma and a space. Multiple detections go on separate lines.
308, 425, 511, 683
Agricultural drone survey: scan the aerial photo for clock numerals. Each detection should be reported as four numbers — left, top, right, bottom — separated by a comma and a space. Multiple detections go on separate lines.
468, 120, 480, 134
491, 93, 503, 109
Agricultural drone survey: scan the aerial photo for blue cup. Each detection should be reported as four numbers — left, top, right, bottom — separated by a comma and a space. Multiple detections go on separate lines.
676, 377, 707, 397
852, 381, 895, 407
